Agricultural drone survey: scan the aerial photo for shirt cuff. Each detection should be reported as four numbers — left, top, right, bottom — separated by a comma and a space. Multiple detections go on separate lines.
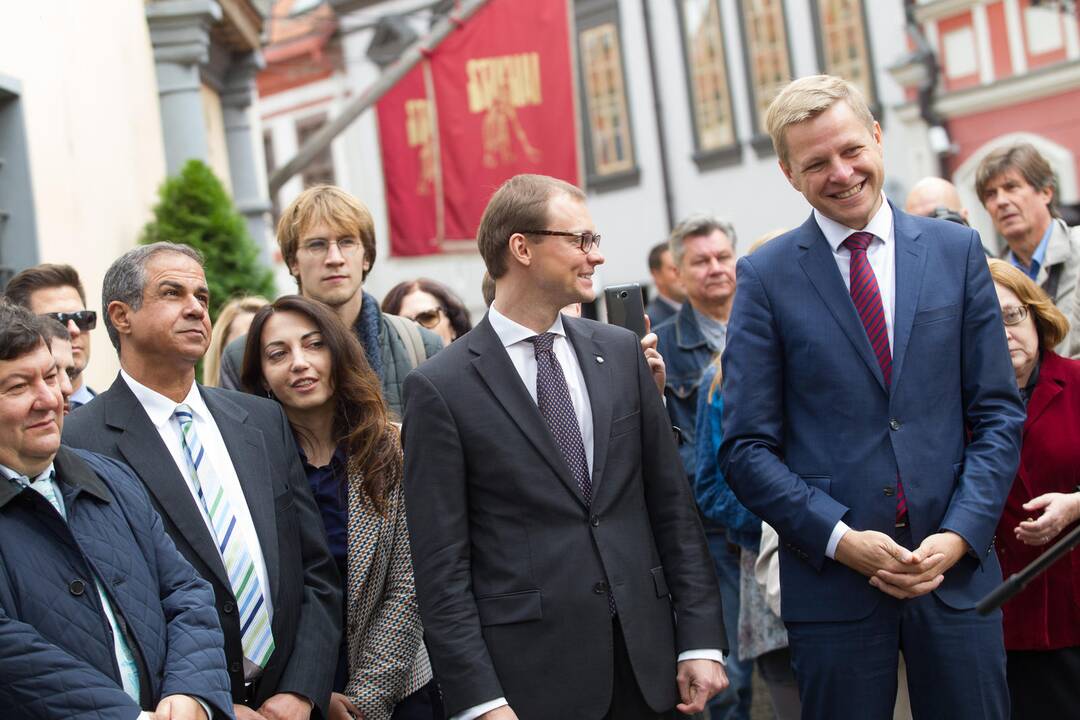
451, 697, 509, 720
826, 520, 852, 560
193, 697, 212, 720
678, 649, 725, 665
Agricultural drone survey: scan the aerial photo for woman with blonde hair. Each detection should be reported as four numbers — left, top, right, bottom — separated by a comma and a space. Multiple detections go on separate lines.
203, 296, 269, 386
987, 258, 1080, 718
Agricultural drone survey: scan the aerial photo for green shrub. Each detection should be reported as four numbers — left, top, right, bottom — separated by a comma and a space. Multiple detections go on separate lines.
141, 159, 275, 322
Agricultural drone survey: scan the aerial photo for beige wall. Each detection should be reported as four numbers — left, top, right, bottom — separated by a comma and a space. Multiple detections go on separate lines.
0, 1, 167, 390
201, 83, 234, 192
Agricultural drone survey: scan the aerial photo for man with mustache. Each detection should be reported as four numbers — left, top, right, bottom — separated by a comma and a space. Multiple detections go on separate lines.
64, 243, 341, 720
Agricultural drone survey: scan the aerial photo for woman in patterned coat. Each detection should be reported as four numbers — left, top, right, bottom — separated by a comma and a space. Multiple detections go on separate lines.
240, 295, 440, 720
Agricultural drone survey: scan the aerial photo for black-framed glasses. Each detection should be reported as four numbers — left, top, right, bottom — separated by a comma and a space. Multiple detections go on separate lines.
41, 310, 97, 331
408, 307, 445, 329
519, 229, 601, 254
298, 237, 362, 257
1001, 304, 1029, 327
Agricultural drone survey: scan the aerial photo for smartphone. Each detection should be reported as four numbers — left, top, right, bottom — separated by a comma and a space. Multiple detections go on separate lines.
605, 283, 648, 338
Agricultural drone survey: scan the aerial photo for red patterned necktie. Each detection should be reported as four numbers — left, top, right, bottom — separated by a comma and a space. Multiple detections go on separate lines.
842, 232, 908, 523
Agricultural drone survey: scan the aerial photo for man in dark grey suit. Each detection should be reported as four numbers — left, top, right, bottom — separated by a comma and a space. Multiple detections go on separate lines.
64, 242, 340, 720
402, 174, 727, 720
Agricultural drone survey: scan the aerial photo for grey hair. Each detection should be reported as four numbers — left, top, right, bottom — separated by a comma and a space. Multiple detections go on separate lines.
668, 214, 738, 266
102, 242, 204, 350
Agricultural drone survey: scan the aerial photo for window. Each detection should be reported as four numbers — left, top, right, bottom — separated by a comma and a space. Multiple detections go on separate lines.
0, 76, 38, 289
811, 0, 876, 102
678, 0, 737, 161
576, 0, 638, 188
737, 0, 793, 146
295, 113, 336, 188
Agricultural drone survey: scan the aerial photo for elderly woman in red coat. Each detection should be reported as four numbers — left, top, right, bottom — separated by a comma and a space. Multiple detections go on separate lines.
988, 259, 1080, 719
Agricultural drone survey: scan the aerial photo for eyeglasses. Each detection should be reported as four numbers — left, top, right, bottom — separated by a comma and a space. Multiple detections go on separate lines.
41, 310, 97, 331
408, 307, 445, 329
1001, 304, 1029, 327
518, 229, 601, 254
298, 237, 362, 257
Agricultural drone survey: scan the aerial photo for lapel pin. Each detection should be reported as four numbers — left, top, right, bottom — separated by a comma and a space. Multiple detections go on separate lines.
595, 356, 604, 364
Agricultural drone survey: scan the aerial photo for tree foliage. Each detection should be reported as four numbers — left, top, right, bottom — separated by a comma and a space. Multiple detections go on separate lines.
141, 159, 275, 321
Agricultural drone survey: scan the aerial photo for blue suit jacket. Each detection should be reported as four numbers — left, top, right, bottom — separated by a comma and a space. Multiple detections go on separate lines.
719, 205, 1025, 622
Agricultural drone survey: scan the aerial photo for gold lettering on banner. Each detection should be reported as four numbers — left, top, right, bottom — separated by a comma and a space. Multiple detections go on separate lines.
405, 99, 436, 195
466, 53, 543, 168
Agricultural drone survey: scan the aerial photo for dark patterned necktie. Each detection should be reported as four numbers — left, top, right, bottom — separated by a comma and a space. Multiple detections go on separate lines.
843, 232, 908, 523
529, 332, 592, 505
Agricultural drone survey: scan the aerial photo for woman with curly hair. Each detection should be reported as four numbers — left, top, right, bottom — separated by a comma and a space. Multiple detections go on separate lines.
240, 295, 439, 720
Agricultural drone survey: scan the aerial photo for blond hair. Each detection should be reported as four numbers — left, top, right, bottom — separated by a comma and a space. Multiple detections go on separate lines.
987, 258, 1069, 350
204, 296, 270, 387
277, 185, 376, 289
765, 75, 876, 168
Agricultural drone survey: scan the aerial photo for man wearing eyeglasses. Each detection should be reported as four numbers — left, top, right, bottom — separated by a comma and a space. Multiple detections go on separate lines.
402, 173, 728, 720
5, 263, 98, 409
216, 185, 442, 418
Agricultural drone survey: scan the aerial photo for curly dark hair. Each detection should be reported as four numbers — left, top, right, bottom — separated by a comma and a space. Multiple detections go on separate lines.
381, 278, 472, 341
239, 295, 400, 514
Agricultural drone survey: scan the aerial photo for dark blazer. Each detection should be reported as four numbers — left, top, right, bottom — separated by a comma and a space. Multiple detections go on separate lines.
0, 446, 233, 720
402, 314, 725, 720
995, 350, 1080, 650
720, 206, 1026, 622
63, 377, 342, 717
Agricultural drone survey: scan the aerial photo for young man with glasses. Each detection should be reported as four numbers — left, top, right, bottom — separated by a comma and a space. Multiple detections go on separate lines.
217, 185, 443, 418
5, 263, 98, 409
402, 173, 727, 720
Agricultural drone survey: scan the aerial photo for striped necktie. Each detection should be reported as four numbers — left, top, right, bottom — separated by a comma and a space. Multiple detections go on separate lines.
173, 404, 275, 670
843, 232, 908, 524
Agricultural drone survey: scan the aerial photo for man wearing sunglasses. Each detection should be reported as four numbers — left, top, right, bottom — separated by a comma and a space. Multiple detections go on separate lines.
5, 263, 98, 409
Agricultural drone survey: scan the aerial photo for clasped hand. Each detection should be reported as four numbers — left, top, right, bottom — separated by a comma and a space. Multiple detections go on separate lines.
835, 529, 968, 599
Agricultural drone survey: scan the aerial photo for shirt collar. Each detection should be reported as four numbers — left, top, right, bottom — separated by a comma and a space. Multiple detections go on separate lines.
487, 304, 567, 349
815, 194, 894, 252
0, 462, 55, 485
70, 384, 95, 405
120, 369, 208, 428
1012, 222, 1055, 275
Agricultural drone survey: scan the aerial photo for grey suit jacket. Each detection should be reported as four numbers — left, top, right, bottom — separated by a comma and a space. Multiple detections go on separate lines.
402, 315, 725, 719
63, 376, 342, 718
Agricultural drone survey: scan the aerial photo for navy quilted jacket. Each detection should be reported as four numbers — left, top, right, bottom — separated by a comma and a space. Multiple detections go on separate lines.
0, 446, 234, 719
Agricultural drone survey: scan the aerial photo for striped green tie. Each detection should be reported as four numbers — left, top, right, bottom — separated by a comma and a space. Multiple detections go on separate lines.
174, 404, 275, 669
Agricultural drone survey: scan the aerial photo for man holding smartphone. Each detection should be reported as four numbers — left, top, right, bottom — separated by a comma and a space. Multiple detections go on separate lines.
402, 173, 727, 720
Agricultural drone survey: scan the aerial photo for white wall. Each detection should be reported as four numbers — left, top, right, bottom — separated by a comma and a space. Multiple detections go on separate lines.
0, 1, 167, 391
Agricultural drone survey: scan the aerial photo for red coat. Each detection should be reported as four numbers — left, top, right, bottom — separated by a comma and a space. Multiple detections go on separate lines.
995, 350, 1080, 650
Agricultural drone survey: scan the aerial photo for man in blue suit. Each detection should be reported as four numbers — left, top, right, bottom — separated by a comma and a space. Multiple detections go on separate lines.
719, 75, 1025, 719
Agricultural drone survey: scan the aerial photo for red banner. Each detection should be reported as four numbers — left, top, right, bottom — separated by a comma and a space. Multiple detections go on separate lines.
377, 0, 580, 255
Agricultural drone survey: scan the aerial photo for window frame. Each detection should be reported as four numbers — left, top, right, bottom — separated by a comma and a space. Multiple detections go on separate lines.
575, 0, 640, 191
808, 0, 882, 119
675, 0, 742, 168
734, 0, 796, 155
295, 111, 337, 189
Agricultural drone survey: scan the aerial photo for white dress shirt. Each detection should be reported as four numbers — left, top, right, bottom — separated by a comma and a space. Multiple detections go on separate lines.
120, 371, 274, 669
452, 308, 720, 720
814, 197, 896, 559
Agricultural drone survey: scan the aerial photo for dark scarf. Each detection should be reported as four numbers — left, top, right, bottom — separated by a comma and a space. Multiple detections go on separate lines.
354, 290, 384, 381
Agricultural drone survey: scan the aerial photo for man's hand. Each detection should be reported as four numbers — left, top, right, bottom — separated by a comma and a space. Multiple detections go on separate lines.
150, 695, 207, 720
258, 693, 313, 720
234, 705, 269, 720
871, 531, 968, 599
834, 528, 947, 599
641, 315, 666, 395
329, 692, 363, 720
675, 659, 728, 714
1016, 492, 1080, 546
478, 707, 519, 719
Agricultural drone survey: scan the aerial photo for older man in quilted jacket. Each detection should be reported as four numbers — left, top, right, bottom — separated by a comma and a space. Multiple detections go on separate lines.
0, 300, 233, 720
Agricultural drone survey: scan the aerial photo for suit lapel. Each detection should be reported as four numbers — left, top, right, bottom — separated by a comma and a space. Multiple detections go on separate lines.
201, 387, 281, 596
469, 316, 588, 508
796, 215, 888, 392
103, 377, 231, 589
564, 317, 613, 498
890, 208, 927, 393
